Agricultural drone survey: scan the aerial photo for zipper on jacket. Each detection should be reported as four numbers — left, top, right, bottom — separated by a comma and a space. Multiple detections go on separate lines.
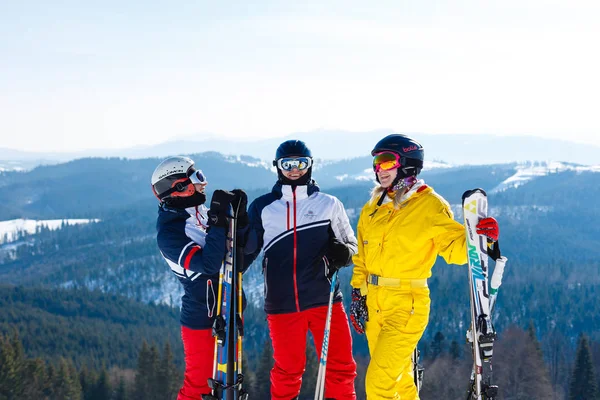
286, 202, 290, 230
292, 187, 300, 312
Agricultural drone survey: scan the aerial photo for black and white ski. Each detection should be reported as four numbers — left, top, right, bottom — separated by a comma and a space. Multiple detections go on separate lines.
462, 189, 499, 400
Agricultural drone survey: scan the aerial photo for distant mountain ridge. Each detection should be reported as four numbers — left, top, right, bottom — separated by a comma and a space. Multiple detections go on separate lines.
2, 131, 599, 170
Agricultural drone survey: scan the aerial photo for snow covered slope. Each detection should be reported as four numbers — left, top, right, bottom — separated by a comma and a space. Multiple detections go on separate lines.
490, 161, 600, 193
0, 218, 100, 243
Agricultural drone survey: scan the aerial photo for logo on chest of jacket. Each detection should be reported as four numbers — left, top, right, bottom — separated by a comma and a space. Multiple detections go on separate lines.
304, 210, 316, 218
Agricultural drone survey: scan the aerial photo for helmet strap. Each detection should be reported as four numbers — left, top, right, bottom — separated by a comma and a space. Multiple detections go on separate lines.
163, 191, 206, 209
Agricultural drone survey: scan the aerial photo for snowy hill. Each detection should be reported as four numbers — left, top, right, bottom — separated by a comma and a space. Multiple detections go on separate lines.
0, 218, 99, 243
490, 161, 600, 193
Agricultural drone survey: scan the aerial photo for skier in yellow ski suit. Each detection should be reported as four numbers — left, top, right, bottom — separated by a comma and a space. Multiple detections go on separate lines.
349, 134, 500, 399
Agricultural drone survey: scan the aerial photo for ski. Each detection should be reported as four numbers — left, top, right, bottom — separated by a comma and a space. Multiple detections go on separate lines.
203, 204, 248, 400
462, 188, 498, 400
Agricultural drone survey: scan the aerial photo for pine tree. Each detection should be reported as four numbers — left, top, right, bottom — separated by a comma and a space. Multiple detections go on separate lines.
9, 333, 24, 396
44, 362, 56, 398
79, 366, 92, 400
569, 334, 599, 400
0, 333, 21, 399
53, 357, 82, 400
431, 331, 446, 360
252, 339, 274, 399
22, 358, 47, 399
527, 320, 543, 358
68, 361, 83, 400
156, 342, 178, 400
494, 326, 554, 399
449, 340, 461, 360
134, 341, 159, 400
115, 377, 129, 400
241, 350, 256, 395
92, 367, 111, 400
148, 344, 161, 400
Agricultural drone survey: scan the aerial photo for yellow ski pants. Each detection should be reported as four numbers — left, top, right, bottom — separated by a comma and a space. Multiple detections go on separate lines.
364, 283, 430, 399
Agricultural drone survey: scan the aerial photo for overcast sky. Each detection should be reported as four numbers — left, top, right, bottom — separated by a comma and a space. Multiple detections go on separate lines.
1, 0, 599, 152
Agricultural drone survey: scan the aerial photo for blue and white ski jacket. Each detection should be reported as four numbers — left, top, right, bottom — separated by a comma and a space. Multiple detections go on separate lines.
156, 203, 227, 330
245, 181, 358, 314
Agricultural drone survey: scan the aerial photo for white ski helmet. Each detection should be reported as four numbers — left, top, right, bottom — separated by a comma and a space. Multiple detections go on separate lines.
151, 156, 206, 204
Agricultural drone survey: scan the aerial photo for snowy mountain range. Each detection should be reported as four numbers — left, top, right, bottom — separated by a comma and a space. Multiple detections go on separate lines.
1, 153, 599, 302
1, 131, 599, 171
1, 151, 600, 359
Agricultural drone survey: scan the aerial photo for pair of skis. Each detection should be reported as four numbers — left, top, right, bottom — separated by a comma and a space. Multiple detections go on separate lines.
203, 205, 248, 400
462, 189, 507, 400
402, 189, 507, 399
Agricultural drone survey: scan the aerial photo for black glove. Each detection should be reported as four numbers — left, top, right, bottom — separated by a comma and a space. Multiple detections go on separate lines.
231, 189, 249, 228
488, 240, 502, 262
325, 258, 338, 280
208, 190, 236, 228
325, 237, 351, 268
350, 288, 368, 334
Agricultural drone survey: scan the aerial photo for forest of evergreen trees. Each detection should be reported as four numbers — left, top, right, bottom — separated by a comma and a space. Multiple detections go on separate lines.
2, 321, 600, 399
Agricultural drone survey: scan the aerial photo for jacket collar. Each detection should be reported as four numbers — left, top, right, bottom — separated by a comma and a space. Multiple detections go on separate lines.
272, 180, 320, 200
381, 179, 428, 205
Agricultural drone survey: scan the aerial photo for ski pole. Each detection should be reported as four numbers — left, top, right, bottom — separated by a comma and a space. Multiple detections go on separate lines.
314, 270, 338, 400
489, 256, 507, 315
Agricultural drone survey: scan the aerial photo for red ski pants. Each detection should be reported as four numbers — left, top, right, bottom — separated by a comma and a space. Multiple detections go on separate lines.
267, 302, 357, 400
178, 326, 214, 400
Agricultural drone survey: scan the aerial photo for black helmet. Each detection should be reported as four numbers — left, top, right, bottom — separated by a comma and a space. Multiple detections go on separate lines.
273, 140, 313, 186
372, 134, 424, 178
273, 139, 312, 163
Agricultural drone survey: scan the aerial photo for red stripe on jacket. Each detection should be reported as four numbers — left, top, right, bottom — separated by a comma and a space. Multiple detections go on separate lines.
183, 246, 201, 269
292, 190, 300, 312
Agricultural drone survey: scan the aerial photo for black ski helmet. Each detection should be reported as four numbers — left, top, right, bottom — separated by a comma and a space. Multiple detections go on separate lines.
273, 140, 313, 185
372, 134, 424, 179
273, 140, 312, 161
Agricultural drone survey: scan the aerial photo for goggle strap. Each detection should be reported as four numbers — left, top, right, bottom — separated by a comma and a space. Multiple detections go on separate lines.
158, 178, 192, 199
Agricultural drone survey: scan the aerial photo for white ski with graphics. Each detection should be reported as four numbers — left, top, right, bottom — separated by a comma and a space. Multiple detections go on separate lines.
462, 189, 498, 400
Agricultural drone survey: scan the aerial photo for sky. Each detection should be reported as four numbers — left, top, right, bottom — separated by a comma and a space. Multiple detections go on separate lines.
1, 0, 599, 152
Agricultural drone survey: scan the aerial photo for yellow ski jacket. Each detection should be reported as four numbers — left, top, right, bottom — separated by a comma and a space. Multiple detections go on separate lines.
351, 181, 467, 293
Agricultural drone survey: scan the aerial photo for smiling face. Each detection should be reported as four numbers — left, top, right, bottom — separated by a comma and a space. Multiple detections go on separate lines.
193, 182, 208, 194
377, 167, 398, 188
281, 167, 308, 181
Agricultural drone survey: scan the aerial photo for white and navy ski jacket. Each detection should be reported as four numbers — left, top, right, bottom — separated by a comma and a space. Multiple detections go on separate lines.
245, 181, 358, 314
156, 204, 227, 330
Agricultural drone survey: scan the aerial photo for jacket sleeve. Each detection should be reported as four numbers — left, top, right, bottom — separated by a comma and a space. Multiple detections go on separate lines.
157, 223, 227, 276
330, 197, 358, 265
350, 205, 369, 295
432, 203, 468, 266
242, 199, 265, 271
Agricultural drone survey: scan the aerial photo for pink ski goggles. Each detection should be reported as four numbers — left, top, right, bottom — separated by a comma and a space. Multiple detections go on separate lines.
373, 152, 401, 173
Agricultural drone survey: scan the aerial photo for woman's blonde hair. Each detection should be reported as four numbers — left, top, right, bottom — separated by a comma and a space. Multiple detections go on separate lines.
369, 185, 404, 209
